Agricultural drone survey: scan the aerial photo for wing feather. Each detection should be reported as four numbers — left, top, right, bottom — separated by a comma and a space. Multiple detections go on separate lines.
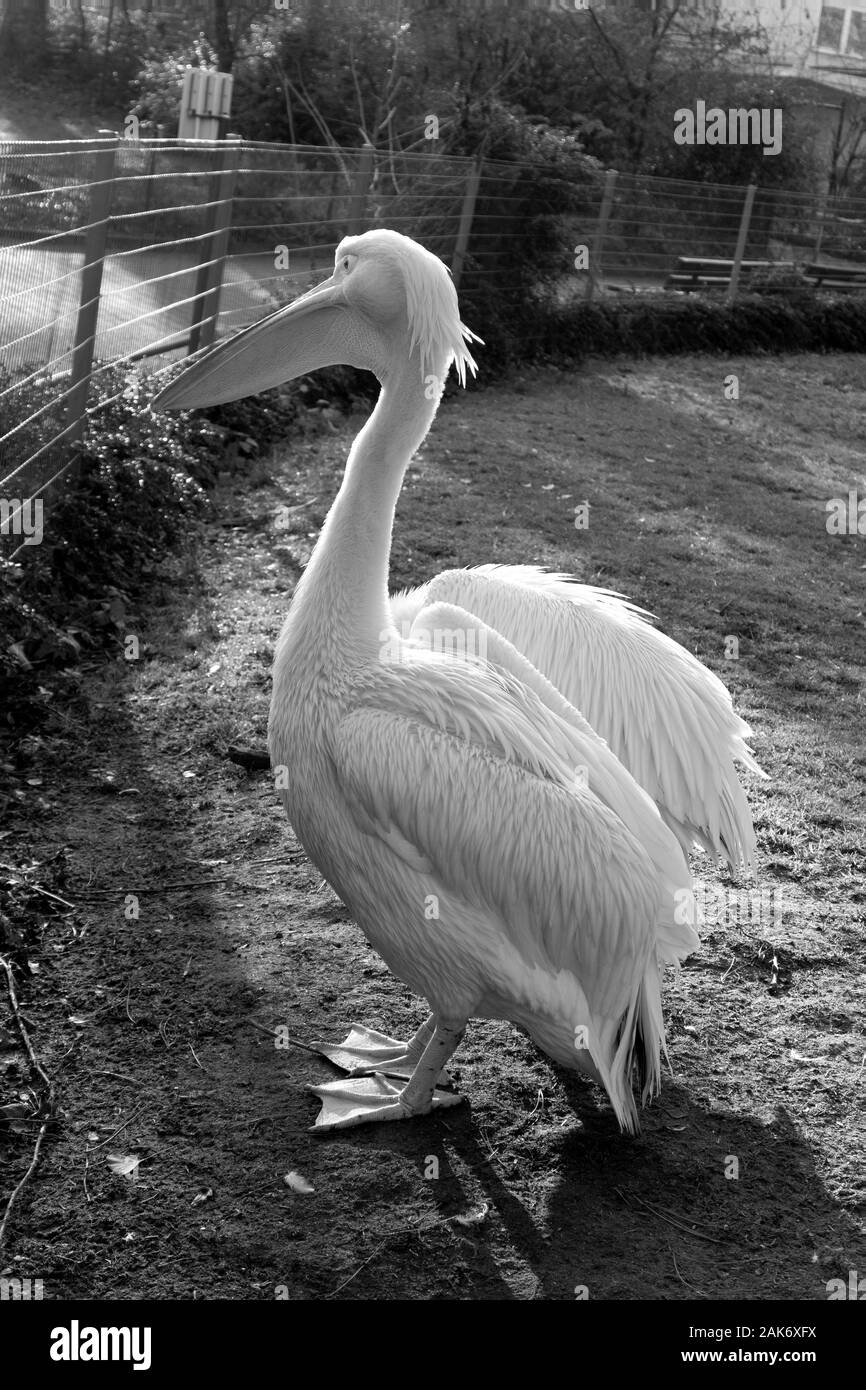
392, 564, 764, 874
329, 651, 698, 1128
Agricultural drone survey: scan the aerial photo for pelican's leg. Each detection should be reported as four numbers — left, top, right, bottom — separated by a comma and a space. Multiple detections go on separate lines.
309, 1014, 441, 1079
309, 1018, 466, 1130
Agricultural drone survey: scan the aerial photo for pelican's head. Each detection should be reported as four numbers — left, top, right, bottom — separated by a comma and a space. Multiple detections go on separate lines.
153, 229, 481, 411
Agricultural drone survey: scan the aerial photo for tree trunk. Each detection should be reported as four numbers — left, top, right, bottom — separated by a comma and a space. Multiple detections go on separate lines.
210, 0, 235, 73
0, 0, 48, 61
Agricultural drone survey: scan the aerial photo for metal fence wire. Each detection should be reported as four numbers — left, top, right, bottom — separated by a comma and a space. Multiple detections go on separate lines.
2, 134, 866, 554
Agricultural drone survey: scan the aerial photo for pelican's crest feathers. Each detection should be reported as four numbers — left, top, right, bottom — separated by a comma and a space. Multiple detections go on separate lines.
348, 229, 483, 387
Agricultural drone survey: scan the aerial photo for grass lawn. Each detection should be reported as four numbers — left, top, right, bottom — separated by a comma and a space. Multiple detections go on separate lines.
1, 351, 864, 1300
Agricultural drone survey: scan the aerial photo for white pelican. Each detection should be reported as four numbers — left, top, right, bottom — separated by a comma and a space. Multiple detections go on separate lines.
154, 230, 761, 1132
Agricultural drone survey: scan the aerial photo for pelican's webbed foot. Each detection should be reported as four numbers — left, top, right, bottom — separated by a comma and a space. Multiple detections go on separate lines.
309, 1017, 467, 1130
308, 1073, 463, 1130
310, 1016, 450, 1081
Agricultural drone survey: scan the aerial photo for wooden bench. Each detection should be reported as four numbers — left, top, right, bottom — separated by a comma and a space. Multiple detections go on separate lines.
667, 255, 866, 294
803, 261, 866, 291
665, 257, 793, 291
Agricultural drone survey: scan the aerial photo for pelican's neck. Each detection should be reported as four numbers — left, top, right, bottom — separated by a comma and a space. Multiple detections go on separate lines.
290, 348, 448, 656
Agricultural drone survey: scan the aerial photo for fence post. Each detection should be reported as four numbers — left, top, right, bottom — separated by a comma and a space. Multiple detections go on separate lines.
727, 182, 757, 304
452, 156, 482, 292
347, 144, 374, 236
188, 133, 242, 355
64, 134, 118, 461
813, 190, 829, 262
585, 168, 617, 302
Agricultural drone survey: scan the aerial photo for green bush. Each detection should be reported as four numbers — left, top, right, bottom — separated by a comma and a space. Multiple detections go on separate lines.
0, 363, 243, 742
532, 291, 866, 363
451, 103, 602, 371
1, 368, 204, 737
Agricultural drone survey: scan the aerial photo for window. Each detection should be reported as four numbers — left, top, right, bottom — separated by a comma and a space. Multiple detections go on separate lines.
817, 5, 845, 49
846, 9, 866, 55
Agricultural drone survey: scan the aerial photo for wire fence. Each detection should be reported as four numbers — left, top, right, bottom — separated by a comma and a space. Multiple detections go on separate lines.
2, 133, 866, 555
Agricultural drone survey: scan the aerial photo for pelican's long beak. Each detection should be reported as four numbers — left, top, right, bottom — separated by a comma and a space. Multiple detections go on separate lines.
153, 273, 350, 410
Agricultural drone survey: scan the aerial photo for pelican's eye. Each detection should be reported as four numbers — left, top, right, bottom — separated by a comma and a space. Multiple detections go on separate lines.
338, 252, 357, 275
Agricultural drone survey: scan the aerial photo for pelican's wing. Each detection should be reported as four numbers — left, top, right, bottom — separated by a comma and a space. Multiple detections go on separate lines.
331, 651, 697, 1130
391, 564, 764, 874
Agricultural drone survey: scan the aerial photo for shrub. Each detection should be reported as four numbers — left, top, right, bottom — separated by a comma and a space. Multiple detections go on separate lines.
532, 290, 866, 363
0, 365, 218, 742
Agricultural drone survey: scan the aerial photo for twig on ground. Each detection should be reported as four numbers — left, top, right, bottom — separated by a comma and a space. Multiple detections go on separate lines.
73, 876, 237, 899
85, 1106, 147, 1155
1, 1116, 54, 1242
614, 1187, 727, 1244
2, 877, 75, 912
189, 1042, 212, 1076
0, 956, 57, 1248
668, 1241, 706, 1297
0, 864, 75, 912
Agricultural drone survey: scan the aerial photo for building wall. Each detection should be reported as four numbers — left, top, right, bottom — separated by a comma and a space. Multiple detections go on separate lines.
738, 0, 818, 66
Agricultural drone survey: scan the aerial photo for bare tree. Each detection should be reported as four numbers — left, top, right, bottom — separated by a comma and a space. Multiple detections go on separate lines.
583, 0, 770, 171
827, 98, 866, 196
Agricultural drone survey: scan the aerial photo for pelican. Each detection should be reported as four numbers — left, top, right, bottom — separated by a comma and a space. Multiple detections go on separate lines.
154, 230, 762, 1132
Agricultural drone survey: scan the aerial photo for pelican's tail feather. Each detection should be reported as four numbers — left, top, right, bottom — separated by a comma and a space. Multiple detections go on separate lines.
520, 953, 670, 1135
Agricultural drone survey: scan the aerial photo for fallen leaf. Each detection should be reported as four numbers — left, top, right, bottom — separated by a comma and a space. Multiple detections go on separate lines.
107, 1153, 142, 1180
284, 1170, 315, 1194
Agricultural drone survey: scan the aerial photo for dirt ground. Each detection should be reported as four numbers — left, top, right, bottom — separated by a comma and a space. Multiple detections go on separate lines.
1, 353, 864, 1301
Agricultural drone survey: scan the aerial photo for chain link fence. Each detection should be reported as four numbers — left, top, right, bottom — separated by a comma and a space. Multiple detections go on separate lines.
2, 134, 866, 553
